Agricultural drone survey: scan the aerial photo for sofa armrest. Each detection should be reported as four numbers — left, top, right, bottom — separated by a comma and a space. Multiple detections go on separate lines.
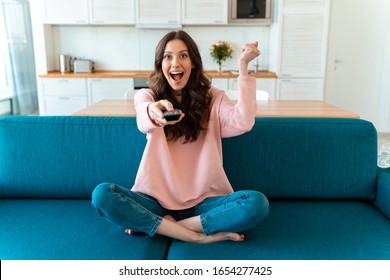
374, 168, 390, 219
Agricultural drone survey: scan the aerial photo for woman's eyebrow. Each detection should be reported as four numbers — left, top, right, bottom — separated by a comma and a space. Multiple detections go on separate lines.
164, 49, 189, 54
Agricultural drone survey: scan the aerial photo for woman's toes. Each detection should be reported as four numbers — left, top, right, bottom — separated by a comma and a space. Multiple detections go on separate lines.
230, 233, 245, 241
125, 229, 135, 235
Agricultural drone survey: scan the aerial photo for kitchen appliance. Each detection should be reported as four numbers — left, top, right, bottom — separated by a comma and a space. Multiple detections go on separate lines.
73, 59, 94, 73
59, 54, 72, 74
229, 0, 272, 23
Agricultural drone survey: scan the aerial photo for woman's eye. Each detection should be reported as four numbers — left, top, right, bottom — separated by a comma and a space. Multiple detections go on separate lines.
164, 54, 172, 60
180, 53, 188, 59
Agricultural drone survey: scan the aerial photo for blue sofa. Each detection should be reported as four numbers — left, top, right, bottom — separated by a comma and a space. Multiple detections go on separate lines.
0, 116, 389, 260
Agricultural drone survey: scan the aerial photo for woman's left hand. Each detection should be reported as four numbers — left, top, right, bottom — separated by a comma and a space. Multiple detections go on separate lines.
238, 41, 260, 75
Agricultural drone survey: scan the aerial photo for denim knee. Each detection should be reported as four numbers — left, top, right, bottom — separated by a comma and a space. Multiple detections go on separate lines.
245, 190, 269, 227
91, 182, 114, 217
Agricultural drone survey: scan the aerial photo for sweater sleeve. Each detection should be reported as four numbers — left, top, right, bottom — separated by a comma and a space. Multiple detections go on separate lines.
217, 75, 257, 138
134, 88, 160, 133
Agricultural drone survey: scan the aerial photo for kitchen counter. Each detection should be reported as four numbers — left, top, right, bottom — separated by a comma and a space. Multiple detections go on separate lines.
38, 70, 277, 79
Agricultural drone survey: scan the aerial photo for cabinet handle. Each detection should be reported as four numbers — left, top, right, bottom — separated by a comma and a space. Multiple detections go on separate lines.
57, 79, 69, 83
58, 97, 70, 100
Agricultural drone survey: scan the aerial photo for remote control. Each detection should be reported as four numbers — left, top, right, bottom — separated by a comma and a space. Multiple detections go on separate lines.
163, 109, 181, 121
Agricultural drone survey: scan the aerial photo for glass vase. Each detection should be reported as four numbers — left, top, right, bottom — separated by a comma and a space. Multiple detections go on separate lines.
217, 63, 223, 74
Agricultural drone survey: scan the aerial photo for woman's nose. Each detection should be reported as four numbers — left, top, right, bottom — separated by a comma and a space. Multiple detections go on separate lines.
171, 55, 179, 66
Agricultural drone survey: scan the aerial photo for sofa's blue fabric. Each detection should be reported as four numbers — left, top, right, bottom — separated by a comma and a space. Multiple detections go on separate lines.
0, 199, 171, 260
375, 169, 390, 219
223, 118, 378, 200
0, 116, 146, 198
167, 200, 390, 260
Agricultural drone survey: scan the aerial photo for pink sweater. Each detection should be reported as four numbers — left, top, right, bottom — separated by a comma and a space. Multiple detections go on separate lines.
132, 75, 257, 210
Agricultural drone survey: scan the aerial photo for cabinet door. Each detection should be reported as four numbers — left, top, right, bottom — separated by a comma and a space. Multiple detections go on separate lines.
136, 0, 181, 27
278, 0, 330, 77
229, 78, 276, 100
41, 78, 87, 97
277, 79, 324, 100
44, 96, 88, 115
182, 0, 227, 25
41, 78, 88, 115
211, 78, 229, 90
256, 78, 276, 100
89, 0, 135, 24
43, 0, 89, 24
88, 78, 134, 104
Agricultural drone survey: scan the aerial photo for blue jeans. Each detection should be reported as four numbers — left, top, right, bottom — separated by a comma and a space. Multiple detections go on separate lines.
91, 183, 269, 237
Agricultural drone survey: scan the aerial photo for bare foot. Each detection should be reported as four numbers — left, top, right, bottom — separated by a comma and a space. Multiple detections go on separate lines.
198, 232, 245, 243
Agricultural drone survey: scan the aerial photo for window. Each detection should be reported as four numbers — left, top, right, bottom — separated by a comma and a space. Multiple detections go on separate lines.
0, 2, 11, 98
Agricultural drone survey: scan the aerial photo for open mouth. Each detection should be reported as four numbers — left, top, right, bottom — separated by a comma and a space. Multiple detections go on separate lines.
170, 71, 184, 81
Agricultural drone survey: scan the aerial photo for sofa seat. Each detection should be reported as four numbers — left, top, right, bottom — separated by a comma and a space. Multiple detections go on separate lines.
0, 199, 171, 260
167, 200, 390, 260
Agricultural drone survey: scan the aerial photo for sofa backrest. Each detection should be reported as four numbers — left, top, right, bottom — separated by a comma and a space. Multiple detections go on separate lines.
223, 118, 378, 200
0, 116, 378, 200
0, 116, 145, 198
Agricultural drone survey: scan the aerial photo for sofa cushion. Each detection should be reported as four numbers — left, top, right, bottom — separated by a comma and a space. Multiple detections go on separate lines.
167, 200, 390, 260
0, 116, 146, 198
222, 118, 378, 200
0, 199, 170, 260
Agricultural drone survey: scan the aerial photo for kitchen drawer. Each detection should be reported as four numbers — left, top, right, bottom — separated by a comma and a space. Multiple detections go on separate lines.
229, 78, 276, 99
41, 78, 87, 97
88, 78, 134, 103
211, 78, 229, 90
277, 78, 324, 100
44, 96, 88, 116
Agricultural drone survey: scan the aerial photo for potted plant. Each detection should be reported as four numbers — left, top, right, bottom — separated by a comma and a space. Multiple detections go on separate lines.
210, 40, 233, 73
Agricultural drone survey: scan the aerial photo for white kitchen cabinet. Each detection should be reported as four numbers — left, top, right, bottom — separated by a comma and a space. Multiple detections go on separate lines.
88, 78, 134, 104
277, 78, 324, 100
89, 0, 135, 24
270, 0, 330, 100
43, 0, 135, 25
43, 0, 89, 24
182, 0, 227, 25
211, 78, 229, 90
256, 78, 276, 100
44, 96, 89, 115
40, 78, 88, 115
229, 78, 276, 100
135, 0, 181, 28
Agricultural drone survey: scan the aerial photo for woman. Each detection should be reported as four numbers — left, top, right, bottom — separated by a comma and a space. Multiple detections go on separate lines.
92, 30, 269, 243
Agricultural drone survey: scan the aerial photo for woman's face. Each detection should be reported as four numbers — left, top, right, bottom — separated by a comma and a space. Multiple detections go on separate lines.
162, 39, 194, 95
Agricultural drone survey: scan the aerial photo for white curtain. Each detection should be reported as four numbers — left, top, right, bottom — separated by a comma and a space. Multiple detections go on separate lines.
1, 0, 38, 115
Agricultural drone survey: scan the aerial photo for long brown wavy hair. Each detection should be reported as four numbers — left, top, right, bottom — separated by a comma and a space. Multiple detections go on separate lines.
149, 30, 212, 143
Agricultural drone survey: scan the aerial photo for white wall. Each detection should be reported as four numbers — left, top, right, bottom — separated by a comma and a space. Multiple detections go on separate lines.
47, 25, 270, 72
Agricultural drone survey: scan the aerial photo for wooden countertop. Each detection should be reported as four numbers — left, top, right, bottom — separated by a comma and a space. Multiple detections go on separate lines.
38, 70, 277, 79
73, 99, 360, 119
